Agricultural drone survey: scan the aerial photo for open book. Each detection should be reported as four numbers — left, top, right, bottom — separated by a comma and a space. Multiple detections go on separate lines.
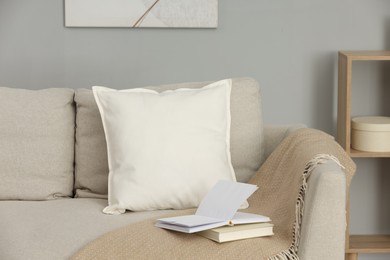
155, 180, 271, 233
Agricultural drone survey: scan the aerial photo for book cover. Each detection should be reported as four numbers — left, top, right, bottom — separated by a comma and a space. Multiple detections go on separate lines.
197, 222, 274, 243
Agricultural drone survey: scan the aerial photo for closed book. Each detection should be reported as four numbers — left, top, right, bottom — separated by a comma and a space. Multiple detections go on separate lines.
197, 222, 274, 243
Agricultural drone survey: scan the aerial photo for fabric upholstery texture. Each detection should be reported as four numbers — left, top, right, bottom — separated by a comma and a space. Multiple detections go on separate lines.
93, 80, 236, 213
0, 87, 75, 200
0, 198, 172, 260
298, 161, 346, 259
73, 77, 264, 198
263, 124, 306, 159
74, 89, 109, 198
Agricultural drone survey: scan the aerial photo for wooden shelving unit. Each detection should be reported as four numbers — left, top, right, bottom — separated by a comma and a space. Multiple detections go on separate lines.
350, 149, 390, 158
336, 51, 390, 260
348, 235, 390, 253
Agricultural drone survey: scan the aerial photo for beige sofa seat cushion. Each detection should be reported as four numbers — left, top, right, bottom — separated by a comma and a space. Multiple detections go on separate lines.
0, 87, 75, 200
74, 77, 264, 198
0, 199, 172, 260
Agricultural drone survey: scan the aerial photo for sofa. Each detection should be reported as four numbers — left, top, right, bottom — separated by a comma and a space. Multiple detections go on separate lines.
0, 78, 350, 260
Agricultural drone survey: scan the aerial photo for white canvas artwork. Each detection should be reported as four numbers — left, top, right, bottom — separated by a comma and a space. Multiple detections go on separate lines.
65, 0, 218, 28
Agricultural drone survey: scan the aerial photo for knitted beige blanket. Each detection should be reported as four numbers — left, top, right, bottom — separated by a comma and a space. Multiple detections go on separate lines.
72, 128, 355, 260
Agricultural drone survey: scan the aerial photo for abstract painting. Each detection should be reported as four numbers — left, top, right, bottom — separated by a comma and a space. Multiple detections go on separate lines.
65, 0, 218, 28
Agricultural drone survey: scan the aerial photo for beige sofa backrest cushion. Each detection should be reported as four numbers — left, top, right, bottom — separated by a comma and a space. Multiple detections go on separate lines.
74, 89, 109, 198
0, 87, 75, 200
74, 77, 264, 198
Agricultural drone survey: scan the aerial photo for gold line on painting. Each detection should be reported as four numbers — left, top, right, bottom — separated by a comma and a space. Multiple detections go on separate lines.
132, 0, 161, 27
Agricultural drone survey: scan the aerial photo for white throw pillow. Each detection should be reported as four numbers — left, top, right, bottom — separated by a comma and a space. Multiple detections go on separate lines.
93, 79, 236, 214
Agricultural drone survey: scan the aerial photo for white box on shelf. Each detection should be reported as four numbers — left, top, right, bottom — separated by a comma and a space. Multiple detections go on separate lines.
351, 116, 390, 152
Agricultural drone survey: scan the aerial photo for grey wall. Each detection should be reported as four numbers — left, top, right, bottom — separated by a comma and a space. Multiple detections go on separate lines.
0, 1, 389, 259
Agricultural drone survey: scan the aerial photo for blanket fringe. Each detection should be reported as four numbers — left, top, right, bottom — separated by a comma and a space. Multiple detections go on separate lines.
268, 154, 344, 260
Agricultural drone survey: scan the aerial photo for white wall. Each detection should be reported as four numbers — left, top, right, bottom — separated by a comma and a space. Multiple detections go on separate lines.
0, 1, 389, 259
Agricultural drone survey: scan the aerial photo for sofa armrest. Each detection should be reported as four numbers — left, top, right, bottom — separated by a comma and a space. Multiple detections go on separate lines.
264, 124, 306, 159
298, 161, 347, 260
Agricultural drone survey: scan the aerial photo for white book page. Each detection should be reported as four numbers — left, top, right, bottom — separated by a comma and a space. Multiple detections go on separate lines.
157, 215, 222, 228
155, 219, 230, 233
231, 212, 271, 224
195, 180, 258, 221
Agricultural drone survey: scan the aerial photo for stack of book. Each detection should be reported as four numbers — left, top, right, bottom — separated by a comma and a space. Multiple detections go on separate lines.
155, 180, 274, 243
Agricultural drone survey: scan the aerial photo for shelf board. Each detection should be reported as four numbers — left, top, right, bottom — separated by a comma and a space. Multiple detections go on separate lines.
339, 51, 390, 61
349, 148, 390, 158
348, 235, 390, 253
